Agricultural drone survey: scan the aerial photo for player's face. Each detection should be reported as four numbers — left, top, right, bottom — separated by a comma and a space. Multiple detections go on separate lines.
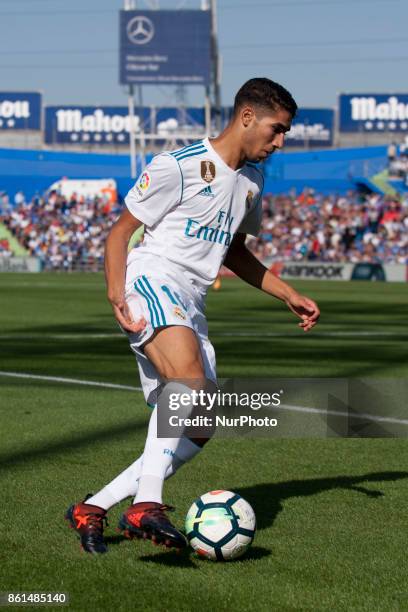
242, 107, 293, 162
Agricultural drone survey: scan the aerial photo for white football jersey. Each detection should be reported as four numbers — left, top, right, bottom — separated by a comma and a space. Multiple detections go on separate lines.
125, 137, 264, 293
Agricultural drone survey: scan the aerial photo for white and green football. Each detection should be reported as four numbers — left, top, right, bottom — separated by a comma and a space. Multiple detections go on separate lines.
185, 490, 256, 561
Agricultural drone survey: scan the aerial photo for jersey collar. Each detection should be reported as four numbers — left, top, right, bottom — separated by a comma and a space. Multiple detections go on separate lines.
203, 137, 241, 175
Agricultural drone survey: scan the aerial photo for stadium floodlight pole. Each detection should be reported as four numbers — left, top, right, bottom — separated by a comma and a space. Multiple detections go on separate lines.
125, 0, 137, 178
204, 90, 211, 137
202, 0, 211, 136
334, 92, 340, 149
210, 0, 222, 135
127, 88, 137, 179
138, 0, 161, 167
130, 0, 158, 167
304, 118, 309, 151
138, 84, 146, 171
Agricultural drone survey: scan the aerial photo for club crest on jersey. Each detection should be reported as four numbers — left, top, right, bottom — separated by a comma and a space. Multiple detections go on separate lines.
246, 190, 254, 210
135, 171, 151, 197
201, 160, 216, 184
173, 306, 186, 320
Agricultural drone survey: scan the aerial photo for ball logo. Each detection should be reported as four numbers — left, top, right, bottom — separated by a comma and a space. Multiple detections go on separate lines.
201, 160, 216, 184
127, 16, 155, 46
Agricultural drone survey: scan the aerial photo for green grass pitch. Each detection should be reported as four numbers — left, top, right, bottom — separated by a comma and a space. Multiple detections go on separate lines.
0, 273, 407, 611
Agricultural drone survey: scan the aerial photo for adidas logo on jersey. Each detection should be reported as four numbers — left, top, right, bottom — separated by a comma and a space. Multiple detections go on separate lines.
198, 186, 215, 198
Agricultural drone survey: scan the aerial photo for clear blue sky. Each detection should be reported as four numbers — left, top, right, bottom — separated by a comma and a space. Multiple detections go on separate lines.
0, 0, 407, 109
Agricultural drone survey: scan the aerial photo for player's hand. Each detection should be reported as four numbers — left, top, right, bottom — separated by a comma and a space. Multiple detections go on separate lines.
284, 292, 320, 332
109, 295, 147, 334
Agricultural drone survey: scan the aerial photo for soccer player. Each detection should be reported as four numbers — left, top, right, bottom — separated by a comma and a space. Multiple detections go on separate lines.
66, 78, 320, 554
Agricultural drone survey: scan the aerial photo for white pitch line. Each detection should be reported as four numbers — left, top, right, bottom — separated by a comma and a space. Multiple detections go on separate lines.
0, 371, 141, 392
0, 333, 124, 340
275, 403, 408, 426
0, 370, 407, 427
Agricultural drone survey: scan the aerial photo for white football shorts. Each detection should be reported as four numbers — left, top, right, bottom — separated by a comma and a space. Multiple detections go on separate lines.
124, 256, 217, 407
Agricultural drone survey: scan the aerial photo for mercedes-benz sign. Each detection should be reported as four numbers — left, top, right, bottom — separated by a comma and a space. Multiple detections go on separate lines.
126, 16, 155, 45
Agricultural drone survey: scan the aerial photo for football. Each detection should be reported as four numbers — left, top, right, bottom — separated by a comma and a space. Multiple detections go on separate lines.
185, 490, 256, 561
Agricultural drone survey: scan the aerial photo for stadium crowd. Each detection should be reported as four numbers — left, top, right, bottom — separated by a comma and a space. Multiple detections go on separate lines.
248, 190, 408, 264
0, 190, 121, 270
0, 188, 407, 268
0, 238, 12, 256
388, 142, 408, 184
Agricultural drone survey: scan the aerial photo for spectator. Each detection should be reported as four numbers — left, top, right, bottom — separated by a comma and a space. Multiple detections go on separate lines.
246, 190, 407, 264
1, 188, 407, 268
387, 142, 397, 163
14, 191, 26, 207
1, 190, 122, 270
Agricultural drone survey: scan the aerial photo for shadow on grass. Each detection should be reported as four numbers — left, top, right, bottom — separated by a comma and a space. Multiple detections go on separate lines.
139, 549, 198, 568
141, 472, 407, 567
236, 470, 408, 531
104, 534, 128, 546
2, 332, 407, 380
138, 545, 271, 567
236, 546, 271, 562
2, 294, 408, 380
0, 419, 147, 470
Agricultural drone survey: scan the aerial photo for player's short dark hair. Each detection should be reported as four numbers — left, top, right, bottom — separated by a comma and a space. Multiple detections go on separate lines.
233, 77, 297, 118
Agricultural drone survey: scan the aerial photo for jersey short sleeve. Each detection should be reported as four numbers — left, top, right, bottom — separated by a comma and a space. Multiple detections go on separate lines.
237, 192, 263, 237
125, 153, 182, 227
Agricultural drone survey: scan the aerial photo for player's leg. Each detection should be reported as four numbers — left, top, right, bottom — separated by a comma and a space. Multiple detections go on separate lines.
66, 327, 210, 553
119, 325, 212, 548
65, 277, 212, 552
135, 325, 212, 502
64, 434, 202, 554
83, 326, 205, 511
83, 435, 202, 510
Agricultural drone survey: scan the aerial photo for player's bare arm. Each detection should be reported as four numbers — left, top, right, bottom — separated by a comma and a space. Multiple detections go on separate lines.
224, 233, 320, 332
104, 209, 147, 334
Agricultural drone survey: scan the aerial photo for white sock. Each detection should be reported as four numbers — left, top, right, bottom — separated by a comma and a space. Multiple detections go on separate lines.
133, 407, 179, 504
134, 382, 197, 504
84, 434, 201, 510
132, 435, 201, 504
84, 456, 143, 510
